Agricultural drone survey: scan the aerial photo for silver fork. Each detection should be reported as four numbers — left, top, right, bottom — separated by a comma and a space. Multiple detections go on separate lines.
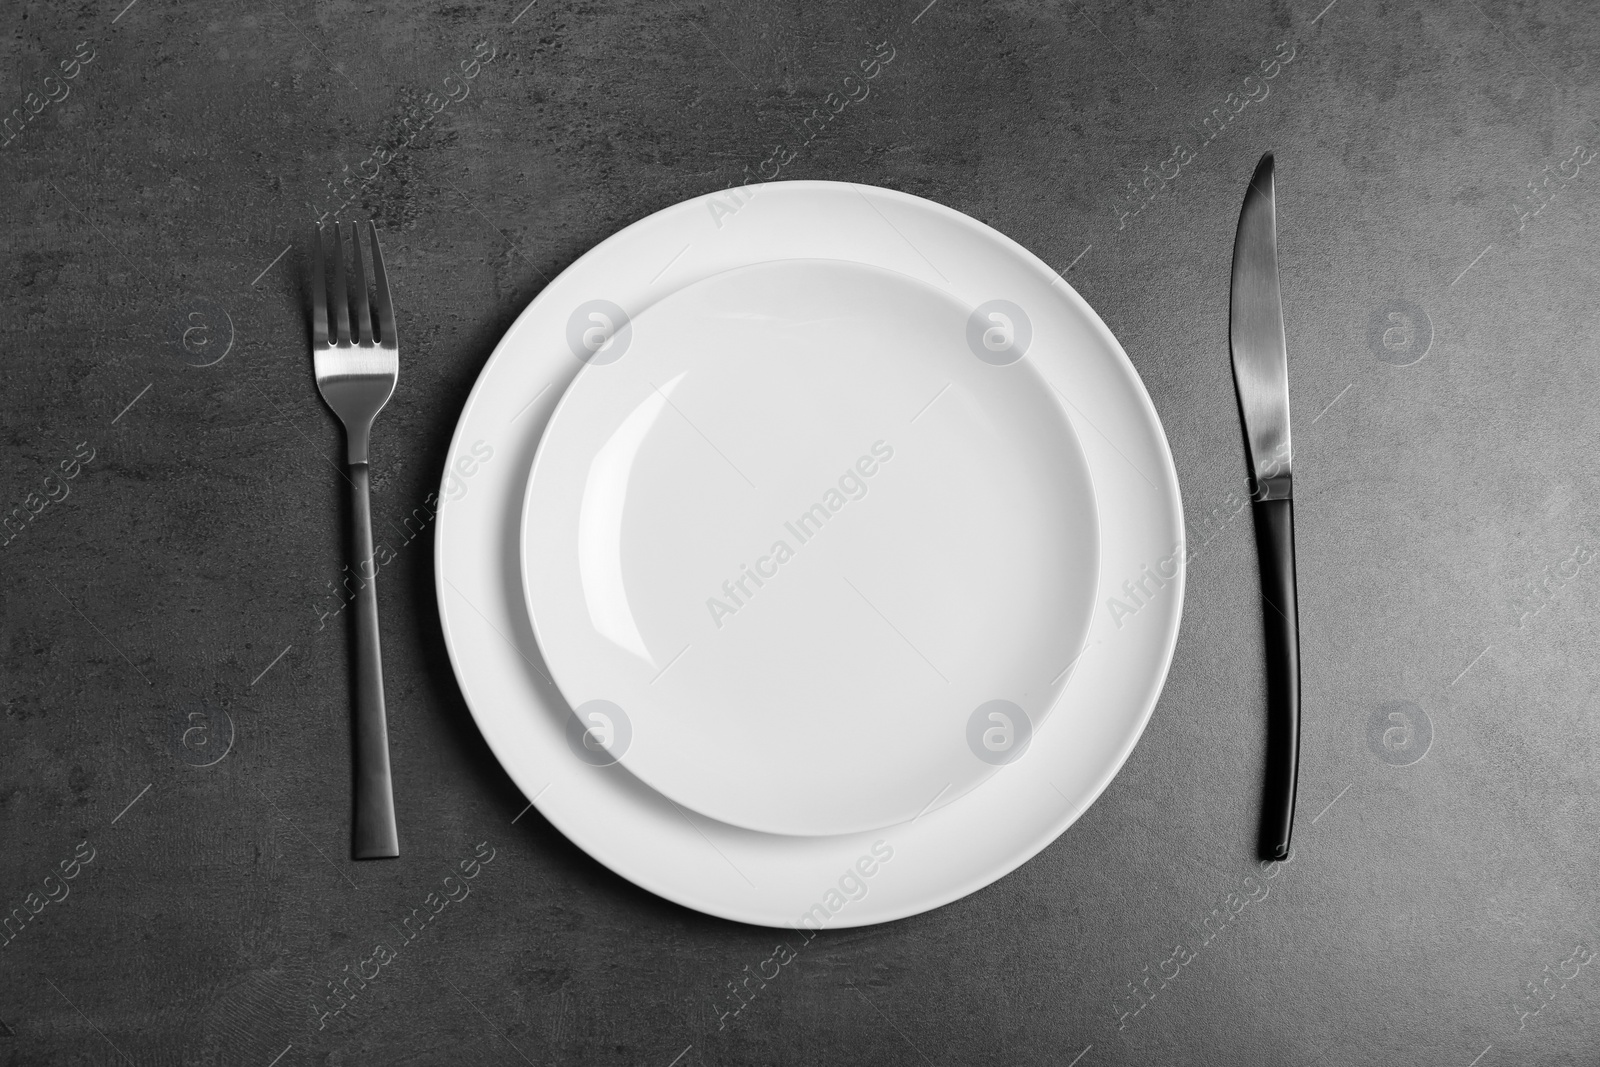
312, 221, 400, 860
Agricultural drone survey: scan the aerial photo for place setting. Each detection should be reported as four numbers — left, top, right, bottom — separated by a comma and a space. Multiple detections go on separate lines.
314, 166, 1298, 928
20, 1, 1600, 1058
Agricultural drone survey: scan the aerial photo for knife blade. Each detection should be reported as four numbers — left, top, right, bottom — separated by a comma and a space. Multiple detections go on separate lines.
1228, 151, 1301, 860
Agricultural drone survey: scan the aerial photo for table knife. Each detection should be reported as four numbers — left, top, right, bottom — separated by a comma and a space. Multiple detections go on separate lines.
1228, 152, 1300, 860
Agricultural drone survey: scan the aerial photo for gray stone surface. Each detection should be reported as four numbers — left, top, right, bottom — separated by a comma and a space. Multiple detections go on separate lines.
3, 0, 1599, 1063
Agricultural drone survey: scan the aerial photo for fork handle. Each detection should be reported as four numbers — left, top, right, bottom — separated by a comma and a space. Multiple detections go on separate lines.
349, 463, 399, 859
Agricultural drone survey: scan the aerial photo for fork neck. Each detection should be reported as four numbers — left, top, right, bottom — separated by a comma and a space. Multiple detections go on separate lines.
346, 424, 373, 466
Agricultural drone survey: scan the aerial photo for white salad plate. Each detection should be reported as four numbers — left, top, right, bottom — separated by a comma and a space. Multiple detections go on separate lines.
436, 180, 1184, 927
521, 258, 1101, 837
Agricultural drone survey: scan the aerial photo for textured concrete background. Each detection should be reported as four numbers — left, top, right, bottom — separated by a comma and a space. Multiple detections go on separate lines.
4, 0, 1600, 1064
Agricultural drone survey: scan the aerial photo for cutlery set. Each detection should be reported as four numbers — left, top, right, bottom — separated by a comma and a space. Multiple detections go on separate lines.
309, 155, 1304, 913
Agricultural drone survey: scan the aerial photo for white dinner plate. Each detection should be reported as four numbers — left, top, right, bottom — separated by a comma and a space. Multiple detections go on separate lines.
436, 180, 1184, 927
521, 259, 1100, 837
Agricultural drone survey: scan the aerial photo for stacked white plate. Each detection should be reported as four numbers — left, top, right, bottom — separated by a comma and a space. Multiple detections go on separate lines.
436, 181, 1184, 928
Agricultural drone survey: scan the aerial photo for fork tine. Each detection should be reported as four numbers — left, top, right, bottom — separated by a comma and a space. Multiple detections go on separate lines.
368, 222, 396, 348
332, 222, 352, 346
350, 222, 373, 346
311, 226, 328, 347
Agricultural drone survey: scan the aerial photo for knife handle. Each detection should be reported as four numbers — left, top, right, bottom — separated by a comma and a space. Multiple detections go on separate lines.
1252, 496, 1300, 860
